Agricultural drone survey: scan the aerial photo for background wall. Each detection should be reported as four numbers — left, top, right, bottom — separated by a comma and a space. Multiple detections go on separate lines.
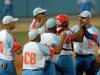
0, 0, 100, 17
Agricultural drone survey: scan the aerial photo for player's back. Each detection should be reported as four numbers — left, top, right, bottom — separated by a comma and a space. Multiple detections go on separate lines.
23, 42, 50, 70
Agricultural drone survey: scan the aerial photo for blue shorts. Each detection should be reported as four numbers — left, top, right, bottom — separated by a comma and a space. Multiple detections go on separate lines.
0, 59, 17, 75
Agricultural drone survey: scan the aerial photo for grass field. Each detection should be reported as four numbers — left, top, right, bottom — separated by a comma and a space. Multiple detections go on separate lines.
0, 16, 100, 75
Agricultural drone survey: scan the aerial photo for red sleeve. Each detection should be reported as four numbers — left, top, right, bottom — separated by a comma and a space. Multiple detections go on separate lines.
11, 35, 21, 52
32, 19, 37, 29
45, 44, 55, 57
66, 35, 72, 44
93, 34, 98, 42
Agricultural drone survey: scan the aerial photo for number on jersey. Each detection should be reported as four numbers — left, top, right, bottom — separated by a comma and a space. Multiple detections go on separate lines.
23, 52, 36, 64
88, 40, 93, 49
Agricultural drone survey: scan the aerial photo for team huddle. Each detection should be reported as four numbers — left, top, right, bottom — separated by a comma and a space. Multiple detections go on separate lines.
0, 7, 100, 75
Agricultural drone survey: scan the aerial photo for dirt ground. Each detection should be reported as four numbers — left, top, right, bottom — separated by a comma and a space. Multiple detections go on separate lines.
0, 16, 100, 74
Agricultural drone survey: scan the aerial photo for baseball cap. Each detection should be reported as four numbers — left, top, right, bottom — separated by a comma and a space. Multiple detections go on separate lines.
28, 29, 39, 40
79, 10, 91, 18
46, 18, 60, 28
2, 15, 18, 25
33, 7, 47, 16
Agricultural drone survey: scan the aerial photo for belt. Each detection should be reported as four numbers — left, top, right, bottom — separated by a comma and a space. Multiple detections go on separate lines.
60, 54, 72, 56
76, 53, 94, 57
23, 68, 44, 71
62, 48, 72, 51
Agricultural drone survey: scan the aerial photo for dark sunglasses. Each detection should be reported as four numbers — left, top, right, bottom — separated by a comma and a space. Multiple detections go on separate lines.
81, 17, 87, 19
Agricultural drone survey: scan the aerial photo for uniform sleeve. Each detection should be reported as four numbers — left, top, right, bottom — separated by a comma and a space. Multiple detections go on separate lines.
83, 26, 94, 40
66, 35, 72, 44
82, 26, 98, 42
38, 44, 55, 56
29, 19, 37, 31
37, 44, 50, 56
6, 33, 14, 49
97, 35, 100, 47
41, 33, 58, 48
56, 36, 61, 46
8, 34, 21, 52
92, 26, 100, 34
71, 25, 79, 32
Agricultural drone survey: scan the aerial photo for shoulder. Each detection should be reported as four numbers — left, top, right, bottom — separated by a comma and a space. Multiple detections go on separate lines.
1, 30, 12, 40
71, 25, 80, 32
65, 29, 73, 35
41, 33, 56, 38
23, 42, 39, 49
37, 43, 49, 51
29, 19, 38, 31
97, 34, 100, 47
90, 26, 100, 34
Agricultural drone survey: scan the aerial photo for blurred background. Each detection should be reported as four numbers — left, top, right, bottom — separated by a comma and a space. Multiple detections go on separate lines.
0, 0, 100, 17
0, 0, 100, 75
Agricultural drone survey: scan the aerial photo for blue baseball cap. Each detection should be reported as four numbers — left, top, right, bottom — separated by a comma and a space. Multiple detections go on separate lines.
46, 18, 60, 28
2, 15, 18, 25
33, 7, 47, 16
28, 29, 39, 40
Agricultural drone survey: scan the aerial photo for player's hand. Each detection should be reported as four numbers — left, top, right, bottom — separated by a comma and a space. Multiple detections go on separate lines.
79, 17, 86, 27
40, 16, 47, 24
79, 17, 83, 27
60, 32, 67, 40
37, 16, 47, 29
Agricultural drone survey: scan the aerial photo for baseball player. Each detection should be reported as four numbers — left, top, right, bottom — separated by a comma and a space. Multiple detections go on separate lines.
29, 7, 47, 34
82, 25, 100, 75
40, 18, 66, 75
77, 0, 95, 12
0, 15, 22, 75
22, 29, 57, 75
55, 14, 76, 75
71, 10, 100, 75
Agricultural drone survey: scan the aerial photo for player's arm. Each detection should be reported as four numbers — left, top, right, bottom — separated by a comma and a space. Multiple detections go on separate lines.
14, 47, 22, 55
55, 32, 67, 54
12, 41, 22, 55
66, 28, 84, 43
97, 35, 100, 47
82, 25, 100, 47
38, 44, 56, 57
71, 28, 84, 42
7, 33, 22, 55
82, 25, 98, 42
11, 35, 22, 55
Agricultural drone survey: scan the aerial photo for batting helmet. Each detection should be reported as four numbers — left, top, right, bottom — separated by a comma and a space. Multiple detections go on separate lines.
56, 14, 69, 25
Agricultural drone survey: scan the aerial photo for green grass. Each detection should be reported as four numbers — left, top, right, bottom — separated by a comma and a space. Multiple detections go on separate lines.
12, 31, 28, 46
